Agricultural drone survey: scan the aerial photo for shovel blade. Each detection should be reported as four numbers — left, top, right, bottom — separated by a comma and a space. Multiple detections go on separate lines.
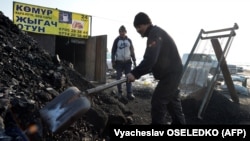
39, 87, 91, 133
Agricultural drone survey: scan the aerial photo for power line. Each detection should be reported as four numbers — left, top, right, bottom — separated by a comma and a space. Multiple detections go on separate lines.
91, 15, 132, 24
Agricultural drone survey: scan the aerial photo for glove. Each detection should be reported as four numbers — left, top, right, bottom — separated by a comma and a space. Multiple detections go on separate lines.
127, 73, 136, 82
112, 62, 116, 69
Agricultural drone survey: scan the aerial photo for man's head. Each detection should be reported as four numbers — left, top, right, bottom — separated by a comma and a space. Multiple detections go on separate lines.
133, 12, 152, 37
119, 25, 127, 37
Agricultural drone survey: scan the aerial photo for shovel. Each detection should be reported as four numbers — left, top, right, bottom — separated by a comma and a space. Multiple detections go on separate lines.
39, 78, 127, 133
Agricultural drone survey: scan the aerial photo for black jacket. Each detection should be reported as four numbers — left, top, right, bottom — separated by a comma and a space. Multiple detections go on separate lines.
131, 25, 183, 80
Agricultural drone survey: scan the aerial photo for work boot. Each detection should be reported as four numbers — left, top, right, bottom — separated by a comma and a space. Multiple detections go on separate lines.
127, 93, 135, 100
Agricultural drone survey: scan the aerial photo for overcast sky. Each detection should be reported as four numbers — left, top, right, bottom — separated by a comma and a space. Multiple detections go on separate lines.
1, 0, 249, 64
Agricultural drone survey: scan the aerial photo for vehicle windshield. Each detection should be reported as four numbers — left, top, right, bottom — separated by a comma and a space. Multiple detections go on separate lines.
209, 54, 217, 62
190, 54, 217, 62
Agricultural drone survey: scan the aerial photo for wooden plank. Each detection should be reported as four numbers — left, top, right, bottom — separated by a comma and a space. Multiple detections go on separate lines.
85, 37, 96, 81
95, 35, 107, 84
85, 35, 107, 83
211, 38, 239, 103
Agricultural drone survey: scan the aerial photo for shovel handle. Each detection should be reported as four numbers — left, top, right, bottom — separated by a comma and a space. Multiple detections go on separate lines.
85, 78, 127, 94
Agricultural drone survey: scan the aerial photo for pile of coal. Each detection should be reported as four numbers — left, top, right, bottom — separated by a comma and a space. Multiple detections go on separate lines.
0, 11, 115, 141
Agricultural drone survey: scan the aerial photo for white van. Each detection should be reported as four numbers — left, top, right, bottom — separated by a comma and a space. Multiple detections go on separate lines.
182, 53, 218, 74
182, 53, 237, 74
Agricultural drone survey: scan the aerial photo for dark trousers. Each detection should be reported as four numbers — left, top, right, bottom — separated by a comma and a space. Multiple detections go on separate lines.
115, 61, 132, 94
151, 73, 186, 124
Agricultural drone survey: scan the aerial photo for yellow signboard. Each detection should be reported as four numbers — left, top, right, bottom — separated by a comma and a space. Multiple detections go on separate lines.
13, 2, 90, 38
